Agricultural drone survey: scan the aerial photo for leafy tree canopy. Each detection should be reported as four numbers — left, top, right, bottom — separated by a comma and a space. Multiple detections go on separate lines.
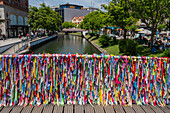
129, 0, 170, 50
28, 3, 62, 32
79, 11, 105, 33
62, 21, 76, 28
102, 0, 138, 39
126, 23, 138, 32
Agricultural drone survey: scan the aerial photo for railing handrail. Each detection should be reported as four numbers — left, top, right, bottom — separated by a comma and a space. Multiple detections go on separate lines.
0, 54, 169, 60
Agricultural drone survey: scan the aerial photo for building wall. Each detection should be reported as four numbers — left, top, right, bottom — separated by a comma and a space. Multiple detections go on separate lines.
72, 17, 84, 25
0, 6, 5, 35
60, 4, 83, 10
63, 8, 90, 22
0, 0, 28, 12
0, 4, 29, 37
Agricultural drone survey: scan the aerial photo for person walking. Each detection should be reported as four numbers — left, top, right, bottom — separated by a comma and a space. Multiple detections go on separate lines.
2, 34, 6, 41
26, 33, 29, 40
31, 32, 34, 40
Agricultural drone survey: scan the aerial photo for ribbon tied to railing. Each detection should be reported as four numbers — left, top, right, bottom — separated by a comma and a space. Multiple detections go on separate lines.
0, 54, 169, 107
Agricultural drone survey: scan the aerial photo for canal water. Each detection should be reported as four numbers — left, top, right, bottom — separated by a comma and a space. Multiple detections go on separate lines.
29, 35, 101, 54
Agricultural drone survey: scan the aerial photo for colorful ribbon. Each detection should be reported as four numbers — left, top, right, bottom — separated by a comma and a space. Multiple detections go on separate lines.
0, 54, 169, 107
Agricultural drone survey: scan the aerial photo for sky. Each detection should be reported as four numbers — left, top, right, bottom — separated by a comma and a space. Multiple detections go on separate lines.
29, 0, 111, 9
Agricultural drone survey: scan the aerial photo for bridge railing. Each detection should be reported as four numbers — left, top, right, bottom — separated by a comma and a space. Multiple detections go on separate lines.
0, 54, 169, 107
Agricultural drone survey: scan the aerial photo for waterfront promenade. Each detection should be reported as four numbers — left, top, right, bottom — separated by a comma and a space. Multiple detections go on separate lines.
0, 38, 21, 47
0, 38, 22, 53
0, 35, 57, 54
0, 104, 170, 113
0, 37, 28, 54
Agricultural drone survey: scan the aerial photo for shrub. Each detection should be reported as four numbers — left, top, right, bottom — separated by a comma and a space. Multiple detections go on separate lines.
119, 39, 138, 55
89, 32, 94, 37
163, 49, 170, 57
124, 39, 138, 56
109, 39, 115, 46
99, 35, 111, 47
119, 39, 127, 53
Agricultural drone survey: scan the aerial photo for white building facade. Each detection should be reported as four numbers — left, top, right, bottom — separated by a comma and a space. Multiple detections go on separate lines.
0, 0, 29, 38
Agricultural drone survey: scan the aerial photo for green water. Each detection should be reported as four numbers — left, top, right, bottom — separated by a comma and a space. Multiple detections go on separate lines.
30, 35, 101, 54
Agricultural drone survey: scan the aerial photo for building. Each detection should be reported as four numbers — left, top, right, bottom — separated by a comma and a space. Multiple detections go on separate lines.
0, 0, 29, 38
84, 7, 99, 13
72, 16, 84, 25
53, 3, 90, 23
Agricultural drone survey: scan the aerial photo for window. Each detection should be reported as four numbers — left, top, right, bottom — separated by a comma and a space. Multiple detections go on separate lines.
10, 14, 17, 25
24, 17, 28, 25
18, 16, 24, 25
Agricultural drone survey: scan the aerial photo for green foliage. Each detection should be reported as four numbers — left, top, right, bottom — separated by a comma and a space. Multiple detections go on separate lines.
28, 3, 62, 32
98, 35, 111, 47
157, 24, 166, 31
125, 39, 138, 56
163, 49, 170, 57
62, 21, 76, 28
79, 11, 105, 32
126, 24, 138, 32
129, 0, 170, 50
119, 39, 127, 53
119, 39, 138, 55
102, 0, 138, 39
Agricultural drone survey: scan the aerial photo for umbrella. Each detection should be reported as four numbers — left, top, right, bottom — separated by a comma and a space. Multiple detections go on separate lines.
160, 31, 167, 34
135, 29, 143, 31
138, 29, 151, 35
140, 23, 146, 26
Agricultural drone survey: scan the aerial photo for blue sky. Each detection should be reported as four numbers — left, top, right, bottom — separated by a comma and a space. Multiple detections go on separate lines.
29, 0, 111, 9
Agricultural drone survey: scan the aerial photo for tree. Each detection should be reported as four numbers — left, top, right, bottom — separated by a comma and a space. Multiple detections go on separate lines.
62, 21, 76, 28
164, 14, 170, 31
28, 3, 62, 32
157, 24, 166, 31
130, 0, 170, 50
126, 23, 138, 34
79, 11, 105, 33
102, 0, 138, 39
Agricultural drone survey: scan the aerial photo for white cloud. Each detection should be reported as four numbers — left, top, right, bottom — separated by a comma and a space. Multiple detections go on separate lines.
29, 0, 110, 9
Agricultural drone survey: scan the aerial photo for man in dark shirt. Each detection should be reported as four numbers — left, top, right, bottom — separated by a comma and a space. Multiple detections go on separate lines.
2, 34, 6, 41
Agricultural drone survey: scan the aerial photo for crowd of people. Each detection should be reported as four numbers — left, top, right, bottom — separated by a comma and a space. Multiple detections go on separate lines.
18, 30, 55, 41
153, 34, 170, 51
129, 30, 170, 52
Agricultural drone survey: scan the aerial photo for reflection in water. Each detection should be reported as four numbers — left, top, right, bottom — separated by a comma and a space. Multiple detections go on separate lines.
30, 35, 101, 54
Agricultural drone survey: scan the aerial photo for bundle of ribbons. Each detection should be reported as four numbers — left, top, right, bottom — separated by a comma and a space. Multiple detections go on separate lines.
0, 54, 169, 107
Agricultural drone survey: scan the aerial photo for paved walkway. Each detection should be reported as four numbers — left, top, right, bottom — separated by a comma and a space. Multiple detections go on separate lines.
0, 38, 22, 47
0, 104, 170, 113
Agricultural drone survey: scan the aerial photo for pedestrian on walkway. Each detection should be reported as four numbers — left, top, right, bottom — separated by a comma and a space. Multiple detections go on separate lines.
31, 32, 34, 40
2, 34, 6, 41
26, 33, 29, 40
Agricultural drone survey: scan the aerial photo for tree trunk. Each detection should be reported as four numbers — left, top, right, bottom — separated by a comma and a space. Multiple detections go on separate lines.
124, 29, 127, 39
150, 29, 156, 51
